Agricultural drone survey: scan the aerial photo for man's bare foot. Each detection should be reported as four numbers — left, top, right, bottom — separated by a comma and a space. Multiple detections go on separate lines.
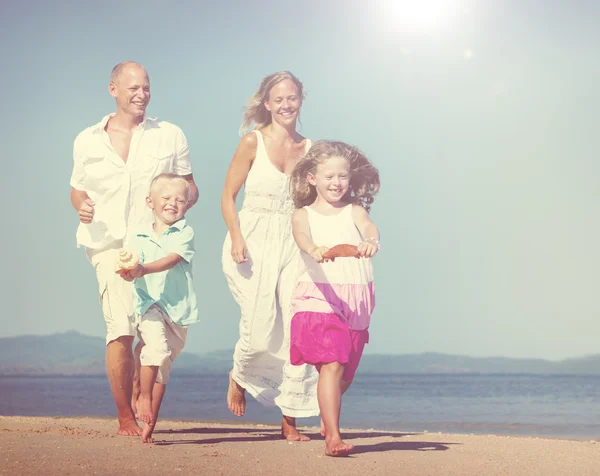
227, 373, 246, 416
141, 422, 155, 443
325, 436, 354, 457
136, 396, 154, 424
320, 418, 326, 437
281, 416, 310, 442
117, 417, 143, 436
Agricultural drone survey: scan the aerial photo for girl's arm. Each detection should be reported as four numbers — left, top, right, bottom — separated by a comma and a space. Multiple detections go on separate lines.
292, 208, 329, 263
220, 133, 257, 263
351, 205, 380, 258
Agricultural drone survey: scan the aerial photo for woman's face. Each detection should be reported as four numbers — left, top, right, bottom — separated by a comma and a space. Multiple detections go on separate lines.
264, 79, 302, 128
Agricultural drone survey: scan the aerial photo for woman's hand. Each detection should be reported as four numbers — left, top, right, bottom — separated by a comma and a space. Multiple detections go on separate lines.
231, 235, 248, 263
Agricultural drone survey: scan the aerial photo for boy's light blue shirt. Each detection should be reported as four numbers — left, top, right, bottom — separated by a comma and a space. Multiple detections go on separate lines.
131, 218, 199, 326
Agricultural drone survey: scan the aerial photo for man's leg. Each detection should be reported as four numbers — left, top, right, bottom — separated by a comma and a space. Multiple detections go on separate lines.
106, 335, 142, 436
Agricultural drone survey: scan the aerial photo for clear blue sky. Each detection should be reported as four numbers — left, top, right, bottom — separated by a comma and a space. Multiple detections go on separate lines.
2, 0, 599, 360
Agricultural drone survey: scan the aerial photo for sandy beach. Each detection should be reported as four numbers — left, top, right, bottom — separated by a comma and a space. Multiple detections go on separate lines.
1, 416, 599, 475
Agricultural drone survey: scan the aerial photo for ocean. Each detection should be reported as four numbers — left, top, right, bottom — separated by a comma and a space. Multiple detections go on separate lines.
2, 373, 600, 438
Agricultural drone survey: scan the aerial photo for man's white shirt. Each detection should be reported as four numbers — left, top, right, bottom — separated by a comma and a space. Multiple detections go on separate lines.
70, 114, 192, 250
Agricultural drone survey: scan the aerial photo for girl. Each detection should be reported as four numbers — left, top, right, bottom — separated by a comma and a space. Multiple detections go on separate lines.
221, 71, 320, 440
289, 140, 380, 456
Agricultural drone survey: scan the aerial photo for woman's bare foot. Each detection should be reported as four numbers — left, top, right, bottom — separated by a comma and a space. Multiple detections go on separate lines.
117, 416, 143, 436
141, 421, 155, 444
227, 372, 246, 416
320, 418, 326, 437
325, 436, 354, 457
281, 416, 310, 441
136, 395, 154, 424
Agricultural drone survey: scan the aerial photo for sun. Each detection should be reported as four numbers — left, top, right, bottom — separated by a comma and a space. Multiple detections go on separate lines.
376, 0, 456, 32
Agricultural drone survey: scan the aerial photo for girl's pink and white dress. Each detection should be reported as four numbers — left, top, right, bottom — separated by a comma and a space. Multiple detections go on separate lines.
290, 204, 375, 381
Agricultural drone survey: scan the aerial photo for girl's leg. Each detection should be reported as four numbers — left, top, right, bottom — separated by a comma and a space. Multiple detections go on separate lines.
318, 362, 354, 456
320, 378, 353, 436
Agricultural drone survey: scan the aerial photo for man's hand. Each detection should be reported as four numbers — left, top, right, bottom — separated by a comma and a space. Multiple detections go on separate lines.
78, 199, 95, 224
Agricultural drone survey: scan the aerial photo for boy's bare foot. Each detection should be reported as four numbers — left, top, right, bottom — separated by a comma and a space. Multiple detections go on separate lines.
136, 396, 154, 424
320, 418, 326, 436
131, 389, 140, 418
117, 416, 143, 436
141, 422, 155, 444
281, 416, 310, 441
227, 373, 246, 416
325, 436, 354, 457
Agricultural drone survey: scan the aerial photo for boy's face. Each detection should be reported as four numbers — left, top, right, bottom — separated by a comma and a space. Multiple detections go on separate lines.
146, 180, 189, 226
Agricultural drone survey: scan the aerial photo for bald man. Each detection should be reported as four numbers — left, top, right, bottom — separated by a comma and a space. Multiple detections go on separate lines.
70, 62, 198, 436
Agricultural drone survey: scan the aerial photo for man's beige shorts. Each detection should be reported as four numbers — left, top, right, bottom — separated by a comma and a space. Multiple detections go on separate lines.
89, 245, 137, 345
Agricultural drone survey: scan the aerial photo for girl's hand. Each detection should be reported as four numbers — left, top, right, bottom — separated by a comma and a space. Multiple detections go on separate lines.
309, 246, 330, 263
358, 238, 380, 258
231, 235, 248, 264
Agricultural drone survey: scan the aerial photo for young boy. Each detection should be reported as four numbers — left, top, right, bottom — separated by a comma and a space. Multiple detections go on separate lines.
118, 173, 199, 443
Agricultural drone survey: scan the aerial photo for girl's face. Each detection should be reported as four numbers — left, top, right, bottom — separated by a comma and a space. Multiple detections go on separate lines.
264, 79, 302, 128
308, 156, 351, 204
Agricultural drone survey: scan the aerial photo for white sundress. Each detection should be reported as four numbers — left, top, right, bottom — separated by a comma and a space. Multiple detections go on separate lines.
222, 130, 319, 418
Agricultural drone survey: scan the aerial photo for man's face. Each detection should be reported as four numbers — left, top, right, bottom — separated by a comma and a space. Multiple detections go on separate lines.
109, 65, 151, 118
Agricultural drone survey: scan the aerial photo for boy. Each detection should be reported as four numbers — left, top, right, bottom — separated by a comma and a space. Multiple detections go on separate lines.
119, 173, 198, 443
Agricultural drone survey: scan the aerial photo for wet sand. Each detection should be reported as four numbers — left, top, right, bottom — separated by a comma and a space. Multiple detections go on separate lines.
1, 416, 599, 475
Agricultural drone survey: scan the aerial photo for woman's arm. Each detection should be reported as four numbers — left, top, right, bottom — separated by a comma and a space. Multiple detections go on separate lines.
221, 133, 257, 263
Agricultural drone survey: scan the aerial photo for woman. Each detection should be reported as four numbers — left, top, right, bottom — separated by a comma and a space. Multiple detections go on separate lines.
221, 71, 319, 440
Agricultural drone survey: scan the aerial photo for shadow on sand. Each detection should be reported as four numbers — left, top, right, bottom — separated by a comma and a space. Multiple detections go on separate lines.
152, 427, 446, 453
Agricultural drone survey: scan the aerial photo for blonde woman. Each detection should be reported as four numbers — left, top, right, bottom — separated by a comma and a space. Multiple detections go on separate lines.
221, 71, 319, 440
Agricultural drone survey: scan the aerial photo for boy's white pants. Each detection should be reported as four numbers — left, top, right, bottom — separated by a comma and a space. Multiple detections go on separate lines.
138, 304, 188, 385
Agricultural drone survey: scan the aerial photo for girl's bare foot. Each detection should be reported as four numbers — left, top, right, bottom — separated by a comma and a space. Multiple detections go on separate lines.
281, 416, 310, 441
136, 396, 153, 424
325, 436, 354, 457
141, 421, 155, 444
227, 372, 246, 416
320, 418, 326, 437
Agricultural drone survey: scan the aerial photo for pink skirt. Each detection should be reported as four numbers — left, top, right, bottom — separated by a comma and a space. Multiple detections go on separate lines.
290, 311, 369, 382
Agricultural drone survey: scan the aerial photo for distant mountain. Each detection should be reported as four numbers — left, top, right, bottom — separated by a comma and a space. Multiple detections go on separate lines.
1, 331, 600, 376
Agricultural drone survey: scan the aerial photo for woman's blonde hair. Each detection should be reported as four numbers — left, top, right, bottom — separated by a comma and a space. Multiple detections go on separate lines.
290, 141, 380, 211
239, 71, 305, 136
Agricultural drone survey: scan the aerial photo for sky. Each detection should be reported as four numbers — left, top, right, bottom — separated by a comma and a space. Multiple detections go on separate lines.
1, 0, 599, 360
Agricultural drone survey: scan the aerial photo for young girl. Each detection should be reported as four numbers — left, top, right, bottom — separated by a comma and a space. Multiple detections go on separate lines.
289, 141, 380, 457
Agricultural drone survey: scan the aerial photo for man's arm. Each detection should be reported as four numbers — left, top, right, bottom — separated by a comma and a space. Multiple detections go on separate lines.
71, 188, 95, 224
181, 174, 198, 210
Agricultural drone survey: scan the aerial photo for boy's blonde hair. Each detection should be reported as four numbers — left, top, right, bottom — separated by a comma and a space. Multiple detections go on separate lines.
290, 141, 380, 211
239, 71, 305, 136
149, 173, 190, 199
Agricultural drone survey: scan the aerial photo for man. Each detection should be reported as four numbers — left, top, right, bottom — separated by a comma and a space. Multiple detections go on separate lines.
70, 62, 198, 436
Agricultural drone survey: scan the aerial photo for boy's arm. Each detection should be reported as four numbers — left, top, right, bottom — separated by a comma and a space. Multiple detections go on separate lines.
133, 253, 183, 277
292, 209, 328, 263
131, 226, 195, 278
351, 205, 380, 258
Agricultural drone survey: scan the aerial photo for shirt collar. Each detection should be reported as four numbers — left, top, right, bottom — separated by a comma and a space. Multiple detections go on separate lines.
136, 218, 187, 238
92, 113, 158, 133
